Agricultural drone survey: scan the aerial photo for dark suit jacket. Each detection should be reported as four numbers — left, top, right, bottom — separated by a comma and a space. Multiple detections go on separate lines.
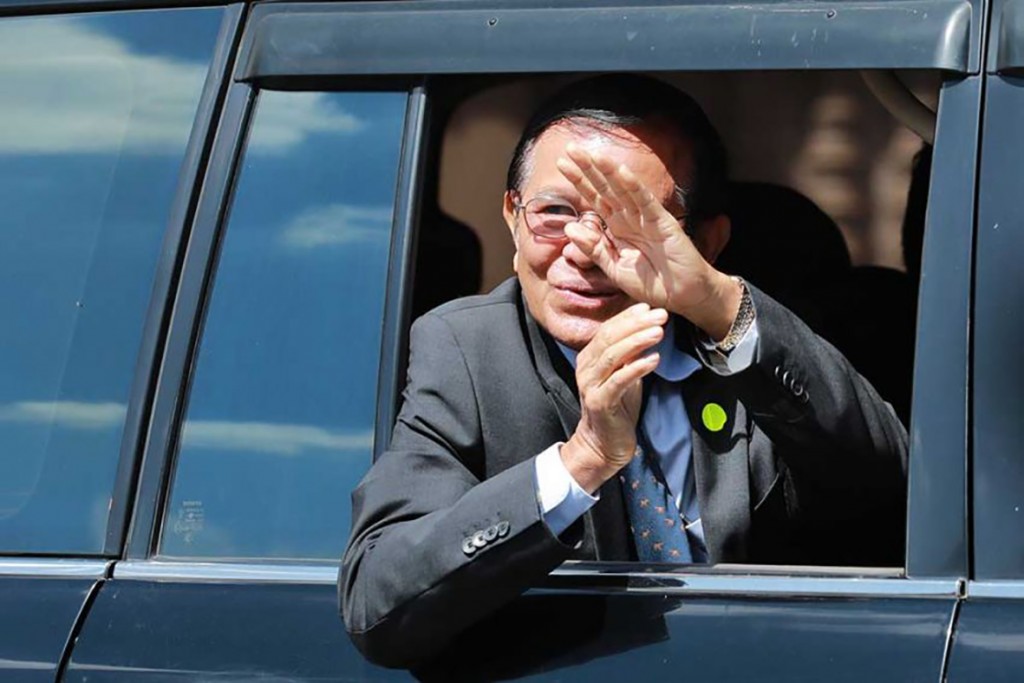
340, 278, 908, 668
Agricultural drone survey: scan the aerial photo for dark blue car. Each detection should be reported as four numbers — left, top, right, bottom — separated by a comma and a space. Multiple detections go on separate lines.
1, 0, 1022, 680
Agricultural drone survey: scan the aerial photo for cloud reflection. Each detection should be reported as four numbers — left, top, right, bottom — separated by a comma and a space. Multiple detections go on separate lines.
0, 400, 126, 430
280, 203, 393, 249
0, 19, 361, 155
0, 400, 371, 456
249, 92, 364, 154
182, 420, 373, 455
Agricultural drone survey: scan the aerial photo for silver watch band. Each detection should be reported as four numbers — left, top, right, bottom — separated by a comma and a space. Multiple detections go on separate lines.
715, 277, 755, 354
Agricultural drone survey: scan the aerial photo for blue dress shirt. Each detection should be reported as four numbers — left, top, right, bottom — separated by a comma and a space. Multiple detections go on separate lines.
534, 317, 760, 547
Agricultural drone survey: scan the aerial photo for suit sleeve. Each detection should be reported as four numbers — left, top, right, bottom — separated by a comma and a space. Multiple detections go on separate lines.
339, 312, 579, 668
722, 285, 908, 548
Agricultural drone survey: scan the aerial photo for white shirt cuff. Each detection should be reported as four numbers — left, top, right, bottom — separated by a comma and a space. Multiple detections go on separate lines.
697, 318, 760, 375
534, 443, 600, 536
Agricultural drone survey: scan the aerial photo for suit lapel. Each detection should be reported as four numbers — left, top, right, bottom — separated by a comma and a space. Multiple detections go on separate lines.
519, 290, 633, 561
522, 299, 580, 436
681, 369, 752, 563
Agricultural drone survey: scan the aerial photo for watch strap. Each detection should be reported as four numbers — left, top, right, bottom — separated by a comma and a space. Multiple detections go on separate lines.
715, 277, 755, 353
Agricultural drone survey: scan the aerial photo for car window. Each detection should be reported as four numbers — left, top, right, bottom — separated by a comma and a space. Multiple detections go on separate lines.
440, 71, 936, 429
159, 90, 407, 560
429, 71, 945, 569
0, 8, 223, 554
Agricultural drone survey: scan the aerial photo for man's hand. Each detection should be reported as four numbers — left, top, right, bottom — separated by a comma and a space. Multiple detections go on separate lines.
560, 303, 668, 494
557, 144, 740, 341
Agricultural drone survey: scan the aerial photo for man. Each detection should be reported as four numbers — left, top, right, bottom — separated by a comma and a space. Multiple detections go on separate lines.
340, 75, 907, 668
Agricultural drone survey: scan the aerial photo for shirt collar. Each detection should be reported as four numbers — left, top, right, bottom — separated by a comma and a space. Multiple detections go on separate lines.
556, 317, 701, 382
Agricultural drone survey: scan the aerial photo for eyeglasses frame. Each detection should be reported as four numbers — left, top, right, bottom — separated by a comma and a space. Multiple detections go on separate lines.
511, 192, 695, 239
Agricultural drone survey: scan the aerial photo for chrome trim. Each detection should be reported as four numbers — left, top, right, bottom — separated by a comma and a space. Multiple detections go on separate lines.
113, 560, 957, 599
967, 581, 1024, 599
938, 582, 965, 683
541, 564, 959, 599
557, 561, 905, 578
114, 561, 338, 584
0, 558, 110, 579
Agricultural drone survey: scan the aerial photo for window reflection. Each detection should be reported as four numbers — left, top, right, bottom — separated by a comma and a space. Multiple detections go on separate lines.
0, 8, 222, 554
160, 90, 406, 560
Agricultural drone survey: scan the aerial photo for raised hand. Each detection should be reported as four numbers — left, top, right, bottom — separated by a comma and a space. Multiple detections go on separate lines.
560, 303, 668, 493
557, 142, 738, 339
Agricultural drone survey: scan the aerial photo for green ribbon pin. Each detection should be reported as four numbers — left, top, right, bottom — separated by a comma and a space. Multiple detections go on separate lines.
701, 402, 728, 432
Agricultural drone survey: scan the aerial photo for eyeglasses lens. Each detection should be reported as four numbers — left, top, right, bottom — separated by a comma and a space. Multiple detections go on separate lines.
524, 198, 577, 238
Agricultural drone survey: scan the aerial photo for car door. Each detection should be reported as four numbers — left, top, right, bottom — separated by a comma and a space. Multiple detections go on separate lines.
0, 4, 226, 681
945, 0, 1024, 678
63, 1, 981, 681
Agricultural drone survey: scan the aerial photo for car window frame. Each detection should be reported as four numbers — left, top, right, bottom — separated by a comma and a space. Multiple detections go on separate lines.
120, 0, 981, 589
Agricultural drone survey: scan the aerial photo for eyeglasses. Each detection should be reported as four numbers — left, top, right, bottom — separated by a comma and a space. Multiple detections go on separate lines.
512, 194, 692, 239
512, 195, 603, 239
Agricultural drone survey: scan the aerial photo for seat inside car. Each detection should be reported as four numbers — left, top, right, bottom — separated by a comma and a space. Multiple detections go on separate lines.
718, 180, 852, 331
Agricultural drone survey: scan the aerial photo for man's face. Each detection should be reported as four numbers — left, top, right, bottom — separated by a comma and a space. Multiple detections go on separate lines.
503, 120, 698, 350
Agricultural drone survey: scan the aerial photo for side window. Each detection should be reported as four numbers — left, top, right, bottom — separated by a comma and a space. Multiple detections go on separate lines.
432, 71, 943, 568
439, 72, 939, 430
159, 90, 407, 560
0, 8, 223, 554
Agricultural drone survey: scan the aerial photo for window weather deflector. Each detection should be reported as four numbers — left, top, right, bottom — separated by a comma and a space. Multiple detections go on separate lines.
994, 0, 1024, 72
237, 0, 974, 82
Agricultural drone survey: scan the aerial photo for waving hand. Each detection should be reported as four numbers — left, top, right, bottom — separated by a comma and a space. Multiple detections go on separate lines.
557, 142, 739, 339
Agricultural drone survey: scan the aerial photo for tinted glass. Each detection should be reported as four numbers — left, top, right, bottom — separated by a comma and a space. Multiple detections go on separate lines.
160, 90, 406, 560
0, 8, 223, 554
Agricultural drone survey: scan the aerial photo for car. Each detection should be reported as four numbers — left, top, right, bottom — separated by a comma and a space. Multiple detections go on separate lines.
1, 0, 1022, 680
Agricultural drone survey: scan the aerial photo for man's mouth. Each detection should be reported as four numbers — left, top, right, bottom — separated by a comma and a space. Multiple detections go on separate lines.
553, 283, 621, 302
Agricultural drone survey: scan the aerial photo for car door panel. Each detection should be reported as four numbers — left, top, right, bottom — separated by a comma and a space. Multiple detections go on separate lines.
946, 596, 1024, 681
63, 571, 956, 682
64, 578, 398, 682
0, 566, 103, 683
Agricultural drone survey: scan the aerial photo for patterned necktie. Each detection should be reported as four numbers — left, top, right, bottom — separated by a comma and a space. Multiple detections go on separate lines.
620, 387, 708, 563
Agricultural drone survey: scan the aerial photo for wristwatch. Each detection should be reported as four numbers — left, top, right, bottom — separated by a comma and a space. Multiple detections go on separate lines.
714, 277, 755, 354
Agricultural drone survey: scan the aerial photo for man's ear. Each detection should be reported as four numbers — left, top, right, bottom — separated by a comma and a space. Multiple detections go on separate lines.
502, 191, 521, 272
502, 191, 518, 237
692, 214, 731, 264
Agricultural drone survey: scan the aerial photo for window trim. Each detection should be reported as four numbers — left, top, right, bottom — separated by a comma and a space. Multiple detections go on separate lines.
111, 558, 962, 601
125, 79, 257, 560
235, 0, 977, 82
0, 559, 110, 579
903, 74, 980, 580
373, 84, 429, 458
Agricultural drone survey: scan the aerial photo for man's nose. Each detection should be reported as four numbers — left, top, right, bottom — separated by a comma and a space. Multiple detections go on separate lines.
561, 238, 597, 269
